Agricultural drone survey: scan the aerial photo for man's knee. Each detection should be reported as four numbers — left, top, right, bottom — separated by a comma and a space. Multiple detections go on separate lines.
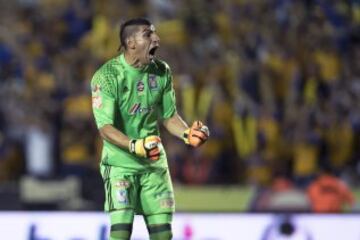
109, 210, 134, 240
110, 223, 133, 240
145, 213, 173, 240
148, 223, 172, 240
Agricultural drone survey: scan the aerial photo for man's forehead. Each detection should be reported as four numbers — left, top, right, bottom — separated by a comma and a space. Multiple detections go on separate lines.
138, 24, 156, 32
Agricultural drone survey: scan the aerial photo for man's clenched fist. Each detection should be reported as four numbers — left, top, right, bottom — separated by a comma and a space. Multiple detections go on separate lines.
183, 121, 210, 147
129, 136, 161, 161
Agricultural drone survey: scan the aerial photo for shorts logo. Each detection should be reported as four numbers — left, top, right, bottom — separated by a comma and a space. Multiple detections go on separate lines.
148, 74, 158, 90
154, 191, 173, 199
160, 198, 174, 208
116, 189, 128, 204
137, 81, 145, 92
114, 180, 130, 188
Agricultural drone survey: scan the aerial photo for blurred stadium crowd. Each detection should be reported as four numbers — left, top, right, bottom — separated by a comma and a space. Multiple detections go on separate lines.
0, 0, 359, 211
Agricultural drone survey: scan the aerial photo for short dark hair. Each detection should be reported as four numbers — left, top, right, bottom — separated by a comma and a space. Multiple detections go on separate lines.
119, 18, 151, 50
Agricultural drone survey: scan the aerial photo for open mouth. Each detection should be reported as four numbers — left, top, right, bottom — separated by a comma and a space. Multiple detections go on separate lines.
148, 46, 158, 60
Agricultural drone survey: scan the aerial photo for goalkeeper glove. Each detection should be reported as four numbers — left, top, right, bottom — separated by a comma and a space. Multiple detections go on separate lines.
129, 136, 161, 161
183, 121, 210, 147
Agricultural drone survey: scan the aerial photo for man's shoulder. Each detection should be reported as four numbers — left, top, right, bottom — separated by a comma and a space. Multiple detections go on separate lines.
95, 56, 124, 78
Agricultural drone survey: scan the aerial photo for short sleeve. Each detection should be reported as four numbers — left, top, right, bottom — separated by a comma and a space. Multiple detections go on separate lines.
91, 72, 116, 128
160, 65, 177, 119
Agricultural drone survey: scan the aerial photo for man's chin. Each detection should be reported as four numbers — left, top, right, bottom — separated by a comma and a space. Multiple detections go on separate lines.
144, 56, 155, 65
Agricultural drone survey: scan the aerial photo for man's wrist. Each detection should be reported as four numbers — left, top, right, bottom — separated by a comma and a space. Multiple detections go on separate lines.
182, 129, 190, 144
128, 139, 137, 153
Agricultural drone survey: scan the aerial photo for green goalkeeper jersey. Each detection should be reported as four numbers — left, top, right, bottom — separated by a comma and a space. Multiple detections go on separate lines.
91, 54, 177, 173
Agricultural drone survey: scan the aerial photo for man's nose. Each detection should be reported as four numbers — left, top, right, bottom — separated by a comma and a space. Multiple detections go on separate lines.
152, 34, 160, 45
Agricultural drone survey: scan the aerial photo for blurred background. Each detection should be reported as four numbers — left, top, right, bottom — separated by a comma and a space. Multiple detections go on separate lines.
0, 0, 360, 235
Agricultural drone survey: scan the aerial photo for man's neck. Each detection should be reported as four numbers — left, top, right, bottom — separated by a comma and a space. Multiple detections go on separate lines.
124, 51, 145, 69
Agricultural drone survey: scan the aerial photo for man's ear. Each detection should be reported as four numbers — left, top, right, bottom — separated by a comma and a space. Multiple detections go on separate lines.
127, 36, 136, 49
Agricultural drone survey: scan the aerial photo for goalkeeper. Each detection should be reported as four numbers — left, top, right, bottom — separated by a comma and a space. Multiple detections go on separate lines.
91, 18, 209, 240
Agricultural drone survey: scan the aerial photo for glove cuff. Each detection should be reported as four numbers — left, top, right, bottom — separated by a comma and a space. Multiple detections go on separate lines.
183, 129, 190, 145
129, 139, 137, 154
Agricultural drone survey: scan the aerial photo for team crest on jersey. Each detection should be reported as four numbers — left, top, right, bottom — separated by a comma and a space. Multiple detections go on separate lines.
148, 74, 158, 90
137, 80, 145, 93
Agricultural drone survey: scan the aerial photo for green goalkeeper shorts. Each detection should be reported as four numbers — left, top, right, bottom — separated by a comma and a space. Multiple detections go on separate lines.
101, 165, 175, 215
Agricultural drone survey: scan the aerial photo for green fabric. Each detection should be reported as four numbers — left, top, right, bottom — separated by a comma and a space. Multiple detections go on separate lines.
109, 212, 133, 240
111, 223, 133, 231
110, 223, 133, 240
146, 215, 173, 240
91, 54, 177, 171
145, 213, 173, 225
148, 224, 171, 233
149, 229, 172, 240
109, 231, 131, 240
102, 165, 175, 215
110, 210, 134, 224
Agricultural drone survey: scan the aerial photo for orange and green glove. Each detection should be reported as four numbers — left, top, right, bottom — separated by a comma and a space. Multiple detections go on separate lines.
129, 136, 161, 161
183, 121, 210, 147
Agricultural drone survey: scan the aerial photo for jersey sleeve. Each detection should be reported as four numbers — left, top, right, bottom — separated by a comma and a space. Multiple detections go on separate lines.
160, 65, 177, 119
91, 71, 116, 128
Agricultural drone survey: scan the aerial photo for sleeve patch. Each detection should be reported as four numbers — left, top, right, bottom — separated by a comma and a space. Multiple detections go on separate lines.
92, 95, 103, 109
92, 84, 103, 109
92, 84, 101, 94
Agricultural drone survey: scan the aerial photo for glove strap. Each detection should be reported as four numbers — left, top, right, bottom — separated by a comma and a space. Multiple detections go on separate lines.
129, 139, 137, 153
183, 129, 190, 145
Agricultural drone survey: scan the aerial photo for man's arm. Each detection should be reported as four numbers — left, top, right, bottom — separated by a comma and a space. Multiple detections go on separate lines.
99, 124, 130, 150
99, 124, 161, 161
162, 113, 189, 139
99, 124, 161, 160
91, 72, 160, 160
163, 113, 210, 147
160, 63, 209, 147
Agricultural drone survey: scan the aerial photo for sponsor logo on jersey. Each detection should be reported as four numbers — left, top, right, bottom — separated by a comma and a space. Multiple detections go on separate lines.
148, 74, 158, 90
129, 103, 154, 115
129, 103, 141, 115
137, 80, 144, 92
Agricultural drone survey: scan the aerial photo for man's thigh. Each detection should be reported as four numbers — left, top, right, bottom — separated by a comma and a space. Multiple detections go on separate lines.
101, 166, 140, 239
139, 168, 175, 215
102, 165, 138, 212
